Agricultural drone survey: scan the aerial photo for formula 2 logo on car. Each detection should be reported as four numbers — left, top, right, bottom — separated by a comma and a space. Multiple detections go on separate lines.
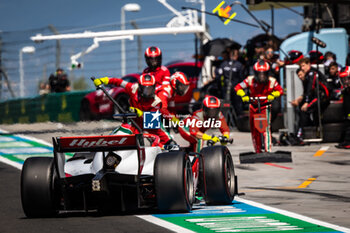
68, 137, 128, 148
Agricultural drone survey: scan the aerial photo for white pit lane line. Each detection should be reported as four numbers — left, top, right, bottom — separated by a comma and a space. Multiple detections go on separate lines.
136, 215, 196, 233
137, 197, 350, 233
0, 155, 23, 170
235, 197, 350, 233
1, 130, 350, 233
0, 129, 53, 170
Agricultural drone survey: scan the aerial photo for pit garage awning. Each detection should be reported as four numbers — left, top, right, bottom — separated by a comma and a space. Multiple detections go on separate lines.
246, 0, 311, 11
246, 0, 350, 11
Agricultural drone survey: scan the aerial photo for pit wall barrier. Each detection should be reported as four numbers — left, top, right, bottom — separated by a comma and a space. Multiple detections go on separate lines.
0, 90, 92, 124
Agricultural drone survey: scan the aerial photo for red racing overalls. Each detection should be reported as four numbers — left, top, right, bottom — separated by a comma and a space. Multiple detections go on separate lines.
178, 109, 230, 152
235, 76, 283, 153
143, 66, 171, 91
108, 78, 172, 146
156, 84, 177, 120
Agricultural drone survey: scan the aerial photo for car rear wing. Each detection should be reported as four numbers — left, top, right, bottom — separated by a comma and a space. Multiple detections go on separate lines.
52, 134, 145, 179
53, 134, 143, 152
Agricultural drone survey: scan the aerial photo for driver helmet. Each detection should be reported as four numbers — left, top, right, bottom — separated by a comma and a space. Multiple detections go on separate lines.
202, 96, 221, 119
288, 50, 304, 64
145, 46, 162, 70
253, 60, 270, 83
138, 73, 156, 99
170, 71, 190, 96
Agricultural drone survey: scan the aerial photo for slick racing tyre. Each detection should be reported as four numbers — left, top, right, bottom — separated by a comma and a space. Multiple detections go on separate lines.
322, 102, 344, 124
154, 151, 194, 212
201, 146, 236, 205
322, 122, 344, 143
21, 157, 59, 218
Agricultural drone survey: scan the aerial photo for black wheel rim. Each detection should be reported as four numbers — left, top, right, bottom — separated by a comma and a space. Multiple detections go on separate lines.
185, 159, 194, 206
224, 154, 235, 198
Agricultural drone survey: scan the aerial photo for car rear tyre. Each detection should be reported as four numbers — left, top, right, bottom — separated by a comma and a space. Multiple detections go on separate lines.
154, 151, 194, 212
201, 146, 236, 205
21, 157, 59, 218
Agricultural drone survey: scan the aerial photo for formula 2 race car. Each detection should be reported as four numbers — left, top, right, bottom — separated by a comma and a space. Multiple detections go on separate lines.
20, 122, 237, 217
21, 79, 237, 217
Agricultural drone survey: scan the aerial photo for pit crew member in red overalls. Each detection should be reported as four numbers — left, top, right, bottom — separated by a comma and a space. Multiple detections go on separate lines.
177, 96, 230, 153
93, 74, 174, 147
234, 60, 283, 153
157, 71, 190, 122
143, 46, 170, 90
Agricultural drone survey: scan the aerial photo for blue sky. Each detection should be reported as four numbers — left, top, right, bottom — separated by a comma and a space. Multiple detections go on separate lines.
0, 0, 303, 41
0, 0, 304, 98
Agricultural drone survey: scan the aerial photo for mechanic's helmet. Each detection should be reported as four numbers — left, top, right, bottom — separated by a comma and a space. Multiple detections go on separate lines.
253, 60, 270, 83
145, 46, 162, 69
339, 69, 350, 89
202, 96, 221, 119
344, 66, 350, 73
308, 50, 324, 64
288, 50, 303, 64
170, 71, 190, 96
138, 73, 156, 99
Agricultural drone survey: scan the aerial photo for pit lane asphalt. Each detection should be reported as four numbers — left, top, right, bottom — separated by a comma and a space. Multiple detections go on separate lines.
0, 162, 174, 233
1, 121, 350, 232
